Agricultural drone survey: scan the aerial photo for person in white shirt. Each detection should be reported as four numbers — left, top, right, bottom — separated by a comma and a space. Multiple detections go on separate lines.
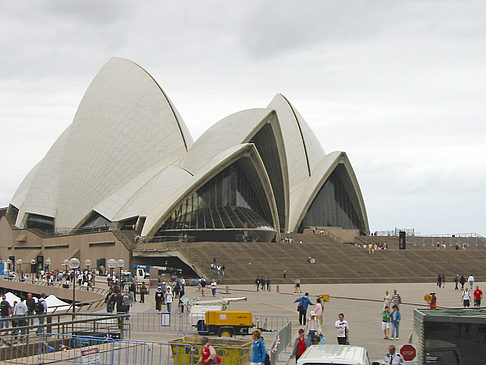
211, 279, 217, 297
13, 298, 28, 340
335, 313, 349, 345
384, 345, 404, 365
165, 288, 173, 312
468, 275, 474, 290
462, 288, 471, 307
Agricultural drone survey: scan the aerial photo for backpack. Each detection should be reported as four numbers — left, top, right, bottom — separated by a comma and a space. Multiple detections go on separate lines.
264, 353, 270, 365
35, 299, 45, 314
122, 293, 130, 307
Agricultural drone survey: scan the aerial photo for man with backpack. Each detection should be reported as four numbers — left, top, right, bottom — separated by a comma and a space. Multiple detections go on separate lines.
295, 293, 314, 325
119, 290, 132, 314
35, 293, 48, 333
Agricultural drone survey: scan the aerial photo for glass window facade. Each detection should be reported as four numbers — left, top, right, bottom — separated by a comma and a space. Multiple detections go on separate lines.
250, 120, 286, 232
26, 213, 54, 233
299, 164, 365, 233
81, 212, 111, 228
157, 161, 274, 235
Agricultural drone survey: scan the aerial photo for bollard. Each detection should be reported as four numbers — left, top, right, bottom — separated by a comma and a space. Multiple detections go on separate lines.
225, 286, 229, 294
276, 285, 279, 293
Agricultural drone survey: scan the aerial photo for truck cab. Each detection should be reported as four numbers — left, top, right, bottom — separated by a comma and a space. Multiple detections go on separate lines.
296, 344, 380, 365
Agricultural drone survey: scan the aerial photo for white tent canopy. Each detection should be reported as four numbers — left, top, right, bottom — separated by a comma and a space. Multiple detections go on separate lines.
2, 292, 71, 312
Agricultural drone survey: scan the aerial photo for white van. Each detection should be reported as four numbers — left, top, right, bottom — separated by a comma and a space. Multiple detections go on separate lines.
296, 344, 380, 365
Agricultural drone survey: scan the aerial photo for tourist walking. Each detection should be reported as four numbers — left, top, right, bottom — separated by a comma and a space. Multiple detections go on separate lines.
383, 345, 405, 364
314, 297, 323, 325
437, 274, 442, 288
0, 295, 11, 329
295, 293, 314, 325
390, 305, 401, 340
211, 279, 217, 297
468, 275, 475, 290
383, 291, 391, 309
474, 286, 483, 307
291, 329, 311, 363
155, 286, 164, 311
454, 275, 459, 290
283, 268, 287, 280
335, 313, 349, 345
35, 293, 48, 333
140, 282, 147, 303
196, 337, 218, 365
382, 306, 391, 339
255, 277, 261, 292
462, 288, 471, 307
459, 275, 466, 290
250, 329, 266, 365
166, 287, 173, 312
294, 278, 302, 293
304, 311, 322, 343
13, 297, 27, 341
391, 290, 402, 307
429, 292, 437, 309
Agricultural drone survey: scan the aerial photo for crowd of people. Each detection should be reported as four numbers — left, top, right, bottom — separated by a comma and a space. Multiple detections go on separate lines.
254, 276, 271, 291
354, 242, 388, 253
0, 292, 48, 341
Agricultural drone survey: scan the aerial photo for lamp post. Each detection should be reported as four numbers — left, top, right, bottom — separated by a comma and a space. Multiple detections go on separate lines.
106, 259, 117, 287
63, 259, 70, 272
6, 259, 12, 278
85, 259, 92, 291
116, 259, 125, 277
117, 259, 125, 290
69, 258, 80, 313
30, 259, 36, 281
16, 259, 22, 279
85, 259, 91, 271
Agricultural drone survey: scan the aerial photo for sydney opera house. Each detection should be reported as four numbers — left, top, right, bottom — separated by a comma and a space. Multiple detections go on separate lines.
0, 58, 368, 272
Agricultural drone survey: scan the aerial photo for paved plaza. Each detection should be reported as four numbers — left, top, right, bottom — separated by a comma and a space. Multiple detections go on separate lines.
123, 279, 483, 361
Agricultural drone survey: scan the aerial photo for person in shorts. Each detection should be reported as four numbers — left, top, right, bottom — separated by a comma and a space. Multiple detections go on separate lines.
382, 306, 391, 339
335, 313, 349, 345
474, 286, 483, 307
462, 288, 471, 307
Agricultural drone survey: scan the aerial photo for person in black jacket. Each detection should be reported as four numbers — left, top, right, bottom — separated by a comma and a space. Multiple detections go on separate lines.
155, 286, 163, 311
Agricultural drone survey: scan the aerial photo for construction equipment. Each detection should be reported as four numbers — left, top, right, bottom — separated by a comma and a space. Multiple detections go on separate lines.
197, 311, 253, 337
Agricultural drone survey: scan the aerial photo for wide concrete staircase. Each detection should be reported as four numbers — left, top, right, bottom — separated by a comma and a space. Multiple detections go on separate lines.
176, 232, 486, 284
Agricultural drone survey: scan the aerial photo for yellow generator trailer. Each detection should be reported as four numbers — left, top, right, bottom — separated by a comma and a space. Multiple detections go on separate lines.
197, 311, 253, 337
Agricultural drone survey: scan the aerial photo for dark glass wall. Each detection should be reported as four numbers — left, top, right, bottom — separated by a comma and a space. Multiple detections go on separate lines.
250, 121, 286, 231
299, 164, 364, 232
26, 213, 54, 232
81, 212, 111, 228
157, 160, 274, 235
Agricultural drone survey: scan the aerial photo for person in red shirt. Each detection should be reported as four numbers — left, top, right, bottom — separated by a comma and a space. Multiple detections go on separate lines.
196, 337, 217, 365
291, 329, 311, 362
474, 286, 483, 307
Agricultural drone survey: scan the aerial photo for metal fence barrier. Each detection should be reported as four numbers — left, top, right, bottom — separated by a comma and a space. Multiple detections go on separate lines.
128, 312, 289, 336
269, 319, 292, 365
13, 333, 250, 365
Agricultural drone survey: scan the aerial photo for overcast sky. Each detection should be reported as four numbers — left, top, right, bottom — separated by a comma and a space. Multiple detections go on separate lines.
1, 1, 485, 235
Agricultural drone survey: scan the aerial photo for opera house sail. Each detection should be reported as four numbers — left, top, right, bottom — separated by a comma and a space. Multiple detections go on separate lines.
9, 57, 368, 242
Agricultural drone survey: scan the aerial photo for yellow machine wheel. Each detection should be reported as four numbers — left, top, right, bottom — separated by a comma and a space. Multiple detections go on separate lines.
220, 330, 232, 337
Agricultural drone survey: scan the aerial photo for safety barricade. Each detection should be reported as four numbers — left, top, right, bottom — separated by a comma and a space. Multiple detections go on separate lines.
17, 333, 250, 365
127, 311, 205, 334
127, 312, 289, 336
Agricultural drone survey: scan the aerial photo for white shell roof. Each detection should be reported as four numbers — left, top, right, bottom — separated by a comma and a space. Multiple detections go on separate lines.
12, 57, 193, 229
10, 57, 368, 236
